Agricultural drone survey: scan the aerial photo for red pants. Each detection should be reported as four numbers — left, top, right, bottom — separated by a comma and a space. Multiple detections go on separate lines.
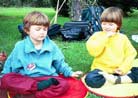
0, 73, 87, 98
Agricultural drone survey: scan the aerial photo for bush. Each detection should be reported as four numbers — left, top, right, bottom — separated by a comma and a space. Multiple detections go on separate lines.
0, 0, 52, 7
97, 0, 138, 16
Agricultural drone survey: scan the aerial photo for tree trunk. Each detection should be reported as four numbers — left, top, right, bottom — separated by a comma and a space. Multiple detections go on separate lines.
71, 0, 82, 21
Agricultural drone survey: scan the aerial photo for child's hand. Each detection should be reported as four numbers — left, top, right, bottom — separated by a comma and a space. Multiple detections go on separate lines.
106, 32, 116, 37
114, 69, 123, 75
71, 71, 83, 77
0, 51, 7, 61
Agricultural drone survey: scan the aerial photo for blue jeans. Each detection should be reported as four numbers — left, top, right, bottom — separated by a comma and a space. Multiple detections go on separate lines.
128, 67, 138, 83
85, 67, 138, 88
85, 69, 106, 88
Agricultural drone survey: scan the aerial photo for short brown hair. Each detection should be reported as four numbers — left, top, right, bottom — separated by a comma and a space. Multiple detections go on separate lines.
23, 11, 50, 32
101, 7, 123, 30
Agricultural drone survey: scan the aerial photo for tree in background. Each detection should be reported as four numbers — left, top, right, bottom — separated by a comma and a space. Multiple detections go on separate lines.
0, 0, 137, 17
51, 0, 138, 18
0, 0, 51, 7
70, 0, 82, 21
50, 0, 83, 21
97, 0, 138, 16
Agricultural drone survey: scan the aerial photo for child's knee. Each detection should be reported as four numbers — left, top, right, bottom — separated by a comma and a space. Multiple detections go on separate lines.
128, 67, 138, 83
85, 69, 105, 88
131, 67, 138, 74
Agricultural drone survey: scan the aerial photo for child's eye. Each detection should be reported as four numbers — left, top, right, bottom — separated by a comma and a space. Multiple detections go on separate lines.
43, 28, 48, 31
102, 22, 107, 25
109, 23, 114, 26
35, 27, 41, 31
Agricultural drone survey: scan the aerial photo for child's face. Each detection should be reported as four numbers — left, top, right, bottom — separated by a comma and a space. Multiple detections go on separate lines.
101, 22, 118, 33
28, 25, 48, 41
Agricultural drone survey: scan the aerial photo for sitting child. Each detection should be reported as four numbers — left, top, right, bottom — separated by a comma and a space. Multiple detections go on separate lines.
0, 11, 87, 98
84, 7, 138, 88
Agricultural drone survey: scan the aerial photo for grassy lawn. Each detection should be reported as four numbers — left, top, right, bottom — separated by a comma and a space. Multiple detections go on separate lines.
0, 7, 138, 98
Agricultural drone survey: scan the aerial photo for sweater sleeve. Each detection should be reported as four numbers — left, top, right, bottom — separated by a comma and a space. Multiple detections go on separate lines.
86, 32, 109, 57
118, 36, 137, 74
2, 43, 22, 74
52, 44, 73, 77
1, 53, 13, 74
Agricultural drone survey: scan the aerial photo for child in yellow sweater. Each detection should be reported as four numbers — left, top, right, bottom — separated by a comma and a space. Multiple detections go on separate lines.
85, 7, 138, 88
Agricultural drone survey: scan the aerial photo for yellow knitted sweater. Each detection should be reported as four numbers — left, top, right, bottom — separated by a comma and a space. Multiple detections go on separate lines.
86, 31, 137, 74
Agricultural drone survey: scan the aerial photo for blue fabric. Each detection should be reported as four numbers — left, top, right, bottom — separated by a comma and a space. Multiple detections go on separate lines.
2, 36, 73, 77
128, 67, 138, 83
85, 69, 105, 88
37, 78, 59, 91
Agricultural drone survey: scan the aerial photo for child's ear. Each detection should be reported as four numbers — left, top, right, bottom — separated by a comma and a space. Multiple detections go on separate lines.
23, 28, 29, 33
24, 29, 29, 35
117, 26, 119, 31
24, 29, 27, 33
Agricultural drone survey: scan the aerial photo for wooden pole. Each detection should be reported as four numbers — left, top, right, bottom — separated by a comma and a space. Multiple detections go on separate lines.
50, 0, 67, 24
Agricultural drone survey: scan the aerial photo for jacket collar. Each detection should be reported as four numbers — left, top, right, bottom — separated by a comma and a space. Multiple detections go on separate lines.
24, 36, 52, 54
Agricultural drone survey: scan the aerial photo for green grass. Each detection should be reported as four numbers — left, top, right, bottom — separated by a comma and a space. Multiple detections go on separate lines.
0, 7, 138, 98
0, 7, 55, 18
122, 10, 138, 52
